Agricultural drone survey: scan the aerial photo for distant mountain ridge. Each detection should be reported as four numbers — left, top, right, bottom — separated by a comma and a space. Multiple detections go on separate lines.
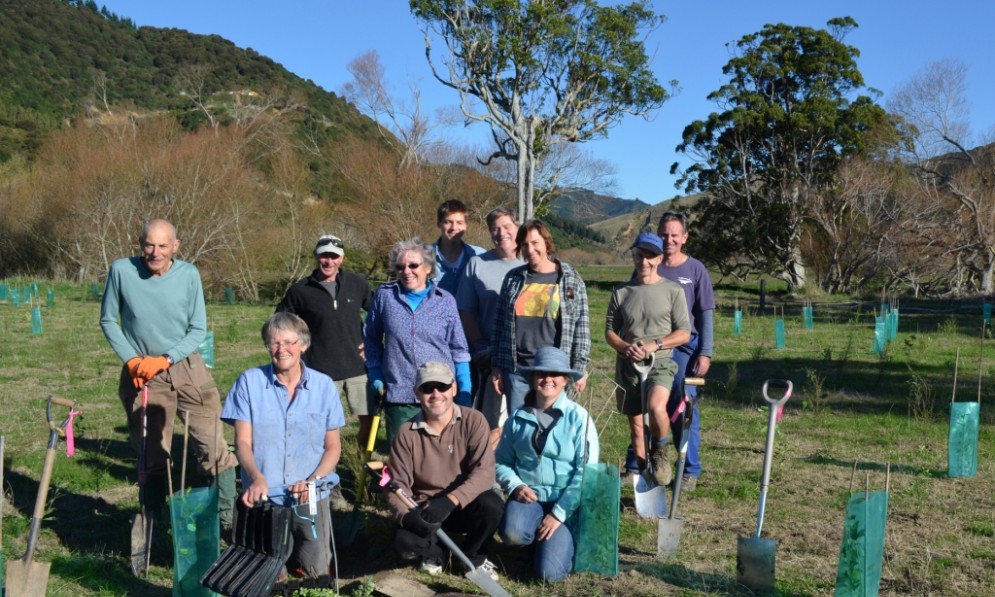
0, 0, 667, 236
547, 188, 651, 226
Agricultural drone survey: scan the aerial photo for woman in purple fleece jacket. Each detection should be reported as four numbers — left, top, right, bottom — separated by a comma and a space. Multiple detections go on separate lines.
364, 237, 472, 444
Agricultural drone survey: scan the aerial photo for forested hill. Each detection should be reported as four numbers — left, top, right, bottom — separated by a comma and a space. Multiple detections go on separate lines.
0, 0, 376, 161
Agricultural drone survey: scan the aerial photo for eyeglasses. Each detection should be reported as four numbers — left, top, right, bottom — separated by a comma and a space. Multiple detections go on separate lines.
266, 339, 301, 350
395, 262, 424, 271
316, 237, 343, 249
417, 381, 452, 394
661, 211, 687, 223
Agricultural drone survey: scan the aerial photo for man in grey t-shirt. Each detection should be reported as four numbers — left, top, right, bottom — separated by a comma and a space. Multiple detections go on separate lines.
456, 207, 523, 448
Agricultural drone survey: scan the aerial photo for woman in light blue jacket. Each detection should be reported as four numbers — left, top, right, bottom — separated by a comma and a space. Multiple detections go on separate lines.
494, 346, 598, 582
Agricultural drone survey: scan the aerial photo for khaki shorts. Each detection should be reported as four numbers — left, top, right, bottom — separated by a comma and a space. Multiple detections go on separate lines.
334, 374, 376, 416
614, 356, 678, 417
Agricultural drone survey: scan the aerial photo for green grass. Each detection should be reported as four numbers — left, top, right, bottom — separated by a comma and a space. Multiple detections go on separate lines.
1, 274, 993, 595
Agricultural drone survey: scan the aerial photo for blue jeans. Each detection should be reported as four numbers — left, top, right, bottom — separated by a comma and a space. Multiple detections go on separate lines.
499, 499, 573, 582
668, 334, 702, 478
502, 369, 533, 414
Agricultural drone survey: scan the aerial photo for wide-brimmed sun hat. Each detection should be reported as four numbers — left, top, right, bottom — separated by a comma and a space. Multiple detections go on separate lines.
519, 346, 582, 381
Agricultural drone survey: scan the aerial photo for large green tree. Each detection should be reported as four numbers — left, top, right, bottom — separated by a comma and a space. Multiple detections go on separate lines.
672, 17, 890, 290
410, 0, 668, 219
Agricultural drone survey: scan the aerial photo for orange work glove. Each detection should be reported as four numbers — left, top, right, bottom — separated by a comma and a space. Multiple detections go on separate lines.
137, 355, 171, 380
126, 356, 146, 389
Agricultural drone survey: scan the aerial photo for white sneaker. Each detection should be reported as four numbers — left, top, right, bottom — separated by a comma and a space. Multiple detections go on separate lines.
475, 557, 499, 581
419, 557, 444, 576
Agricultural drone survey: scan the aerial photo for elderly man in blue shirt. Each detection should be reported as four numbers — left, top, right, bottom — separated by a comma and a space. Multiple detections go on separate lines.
222, 312, 345, 579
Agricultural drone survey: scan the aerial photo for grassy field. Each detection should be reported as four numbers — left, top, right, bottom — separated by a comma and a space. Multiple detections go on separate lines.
0, 272, 993, 596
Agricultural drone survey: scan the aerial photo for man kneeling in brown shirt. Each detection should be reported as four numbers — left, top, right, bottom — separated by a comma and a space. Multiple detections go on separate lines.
385, 361, 504, 579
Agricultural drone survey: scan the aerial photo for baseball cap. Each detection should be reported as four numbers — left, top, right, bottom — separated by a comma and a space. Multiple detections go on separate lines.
314, 235, 345, 257
415, 361, 455, 388
630, 232, 663, 256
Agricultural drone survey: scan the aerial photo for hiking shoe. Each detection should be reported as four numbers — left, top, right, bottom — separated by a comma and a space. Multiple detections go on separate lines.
680, 474, 697, 492
419, 557, 444, 576
329, 484, 350, 512
471, 556, 500, 581
650, 445, 672, 486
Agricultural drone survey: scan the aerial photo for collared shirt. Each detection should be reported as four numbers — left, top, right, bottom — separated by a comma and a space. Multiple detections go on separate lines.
221, 363, 345, 505
363, 281, 471, 405
492, 259, 590, 374
385, 406, 495, 521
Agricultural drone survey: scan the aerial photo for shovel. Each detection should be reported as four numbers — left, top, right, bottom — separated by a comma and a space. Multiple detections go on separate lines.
6, 395, 77, 597
365, 461, 511, 597
632, 354, 667, 518
355, 389, 385, 506
736, 379, 793, 594
129, 384, 152, 577
657, 376, 705, 558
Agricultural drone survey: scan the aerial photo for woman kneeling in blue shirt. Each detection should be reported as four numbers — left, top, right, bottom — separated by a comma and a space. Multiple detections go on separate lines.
494, 346, 599, 581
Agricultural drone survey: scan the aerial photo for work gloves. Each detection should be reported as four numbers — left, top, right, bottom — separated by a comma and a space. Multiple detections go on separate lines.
126, 356, 145, 389
401, 495, 458, 536
420, 495, 457, 525
368, 366, 385, 396
126, 355, 173, 388
137, 355, 171, 380
402, 507, 441, 535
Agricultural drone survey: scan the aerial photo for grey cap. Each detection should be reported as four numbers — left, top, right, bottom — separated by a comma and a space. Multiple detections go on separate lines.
415, 361, 455, 388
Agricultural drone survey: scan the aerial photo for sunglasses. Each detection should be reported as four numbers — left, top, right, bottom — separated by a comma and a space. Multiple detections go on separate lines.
316, 237, 344, 249
395, 262, 424, 271
534, 370, 565, 379
418, 381, 452, 394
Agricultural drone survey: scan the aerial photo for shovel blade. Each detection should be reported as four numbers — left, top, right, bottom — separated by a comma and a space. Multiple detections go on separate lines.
5, 559, 51, 597
736, 535, 777, 594
464, 569, 512, 597
129, 511, 152, 576
633, 473, 668, 518
656, 516, 684, 558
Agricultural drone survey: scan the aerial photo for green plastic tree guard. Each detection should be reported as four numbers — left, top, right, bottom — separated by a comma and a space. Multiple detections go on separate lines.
568, 463, 620, 577
733, 310, 743, 335
834, 490, 889, 597
948, 401, 980, 477
169, 486, 220, 596
774, 319, 786, 349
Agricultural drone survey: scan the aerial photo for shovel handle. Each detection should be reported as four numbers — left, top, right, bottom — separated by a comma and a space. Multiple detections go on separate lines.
684, 377, 705, 387
761, 379, 793, 407
632, 352, 655, 380
48, 395, 76, 408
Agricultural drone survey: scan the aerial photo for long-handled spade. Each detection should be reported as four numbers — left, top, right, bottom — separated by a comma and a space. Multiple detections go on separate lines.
364, 461, 511, 597
6, 396, 77, 597
657, 376, 705, 558
737, 379, 793, 594
129, 384, 152, 577
633, 353, 668, 518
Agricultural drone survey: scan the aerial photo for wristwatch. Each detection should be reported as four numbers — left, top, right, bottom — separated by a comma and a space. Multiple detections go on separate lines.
655, 338, 664, 350
164, 354, 175, 366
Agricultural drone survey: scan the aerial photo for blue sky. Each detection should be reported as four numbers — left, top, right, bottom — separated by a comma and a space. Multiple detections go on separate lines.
98, 1, 995, 205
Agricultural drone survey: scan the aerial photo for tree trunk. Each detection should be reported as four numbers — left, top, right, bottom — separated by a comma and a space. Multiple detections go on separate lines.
781, 245, 807, 291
